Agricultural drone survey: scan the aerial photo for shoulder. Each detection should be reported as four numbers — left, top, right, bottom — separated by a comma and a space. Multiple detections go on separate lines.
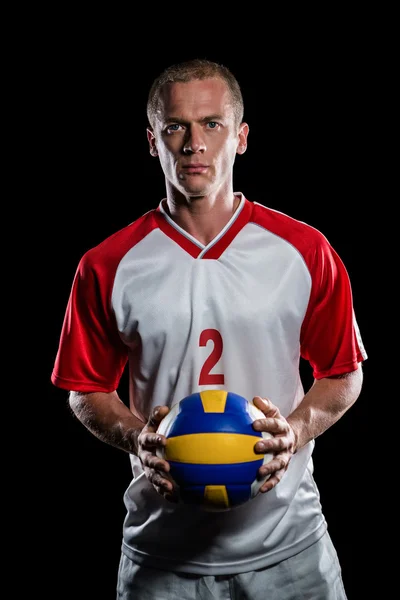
250, 201, 331, 257
80, 208, 159, 272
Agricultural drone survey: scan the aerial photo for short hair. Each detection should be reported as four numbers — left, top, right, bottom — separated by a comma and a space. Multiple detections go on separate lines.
147, 58, 244, 129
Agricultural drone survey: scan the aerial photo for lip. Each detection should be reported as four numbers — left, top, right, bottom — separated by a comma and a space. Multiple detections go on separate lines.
181, 164, 209, 173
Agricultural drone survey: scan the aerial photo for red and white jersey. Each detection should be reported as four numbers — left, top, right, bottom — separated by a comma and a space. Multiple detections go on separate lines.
51, 193, 367, 574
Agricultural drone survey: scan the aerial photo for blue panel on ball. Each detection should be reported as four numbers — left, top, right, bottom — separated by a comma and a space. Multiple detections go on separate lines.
168, 392, 262, 438
169, 460, 263, 486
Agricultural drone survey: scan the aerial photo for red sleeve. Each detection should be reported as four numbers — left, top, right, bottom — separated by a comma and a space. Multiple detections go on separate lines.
51, 252, 128, 393
300, 236, 367, 379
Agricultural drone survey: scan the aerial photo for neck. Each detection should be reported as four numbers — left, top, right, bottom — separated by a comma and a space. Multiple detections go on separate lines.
164, 188, 241, 246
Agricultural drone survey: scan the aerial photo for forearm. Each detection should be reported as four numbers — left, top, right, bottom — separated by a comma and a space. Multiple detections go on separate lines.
69, 391, 146, 455
287, 367, 363, 452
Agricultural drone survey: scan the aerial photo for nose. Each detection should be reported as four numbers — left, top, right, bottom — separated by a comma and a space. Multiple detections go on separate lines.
183, 125, 206, 154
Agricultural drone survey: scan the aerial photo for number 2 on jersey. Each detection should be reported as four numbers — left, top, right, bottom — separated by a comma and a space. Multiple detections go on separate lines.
198, 328, 225, 385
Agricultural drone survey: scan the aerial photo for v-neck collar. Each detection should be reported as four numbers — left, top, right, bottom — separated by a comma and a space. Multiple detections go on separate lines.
154, 193, 253, 259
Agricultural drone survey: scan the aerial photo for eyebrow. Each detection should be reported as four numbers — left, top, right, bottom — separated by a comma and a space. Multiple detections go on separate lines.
164, 114, 225, 125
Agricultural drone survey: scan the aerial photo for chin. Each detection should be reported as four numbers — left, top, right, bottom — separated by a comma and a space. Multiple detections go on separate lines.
181, 185, 209, 197
176, 175, 212, 197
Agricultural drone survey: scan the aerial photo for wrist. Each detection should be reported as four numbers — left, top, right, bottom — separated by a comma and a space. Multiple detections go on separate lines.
131, 427, 142, 455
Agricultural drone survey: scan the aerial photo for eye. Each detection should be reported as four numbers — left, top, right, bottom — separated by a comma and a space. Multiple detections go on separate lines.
207, 121, 219, 129
166, 124, 182, 133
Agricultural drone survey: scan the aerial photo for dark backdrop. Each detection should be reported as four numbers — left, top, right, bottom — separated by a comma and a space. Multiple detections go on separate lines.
39, 45, 375, 600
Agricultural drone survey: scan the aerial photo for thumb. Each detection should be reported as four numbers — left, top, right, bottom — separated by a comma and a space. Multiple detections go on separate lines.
253, 396, 281, 418
147, 405, 170, 431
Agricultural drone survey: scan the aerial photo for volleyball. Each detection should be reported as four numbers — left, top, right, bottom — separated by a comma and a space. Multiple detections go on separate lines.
156, 390, 274, 510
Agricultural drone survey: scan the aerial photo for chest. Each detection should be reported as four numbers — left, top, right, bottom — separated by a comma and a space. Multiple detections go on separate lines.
112, 226, 311, 344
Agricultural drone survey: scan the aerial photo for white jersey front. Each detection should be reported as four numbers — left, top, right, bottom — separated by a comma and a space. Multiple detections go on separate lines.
51, 193, 367, 574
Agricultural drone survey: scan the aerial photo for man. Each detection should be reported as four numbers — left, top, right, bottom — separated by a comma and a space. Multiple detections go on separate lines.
51, 58, 367, 599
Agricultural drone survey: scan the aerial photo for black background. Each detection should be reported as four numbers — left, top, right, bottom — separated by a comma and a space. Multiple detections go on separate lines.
35, 31, 379, 600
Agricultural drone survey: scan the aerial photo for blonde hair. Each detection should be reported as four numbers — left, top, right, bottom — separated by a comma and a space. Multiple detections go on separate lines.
147, 58, 244, 129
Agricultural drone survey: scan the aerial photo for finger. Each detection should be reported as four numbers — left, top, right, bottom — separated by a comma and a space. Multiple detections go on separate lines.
257, 454, 289, 480
144, 452, 170, 473
254, 432, 290, 454
151, 481, 180, 503
252, 417, 288, 436
145, 465, 179, 500
140, 432, 167, 449
259, 470, 284, 493
147, 470, 174, 493
147, 405, 170, 431
253, 396, 282, 418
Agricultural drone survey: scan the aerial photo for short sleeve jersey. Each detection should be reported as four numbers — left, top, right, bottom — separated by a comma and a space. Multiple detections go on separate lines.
51, 194, 367, 574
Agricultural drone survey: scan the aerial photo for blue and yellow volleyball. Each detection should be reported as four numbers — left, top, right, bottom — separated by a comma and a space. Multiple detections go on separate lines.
156, 390, 273, 510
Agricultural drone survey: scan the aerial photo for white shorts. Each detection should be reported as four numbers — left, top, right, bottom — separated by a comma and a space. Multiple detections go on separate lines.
116, 530, 347, 599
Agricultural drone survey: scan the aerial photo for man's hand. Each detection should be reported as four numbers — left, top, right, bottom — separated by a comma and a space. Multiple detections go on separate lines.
137, 405, 179, 502
252, 396, 297, 493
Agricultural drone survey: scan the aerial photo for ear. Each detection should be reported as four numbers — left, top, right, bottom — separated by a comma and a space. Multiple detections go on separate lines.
147, 127, 158, 157
236, 122, 249, 155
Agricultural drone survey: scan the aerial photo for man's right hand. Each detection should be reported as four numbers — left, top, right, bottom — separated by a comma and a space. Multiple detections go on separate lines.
137, 405, 179, 502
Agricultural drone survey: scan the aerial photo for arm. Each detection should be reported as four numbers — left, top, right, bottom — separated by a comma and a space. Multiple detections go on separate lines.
286, 366, 363, 451
253, 365, 363, 492
68, 390, 145, 455
69, 391, 177, 500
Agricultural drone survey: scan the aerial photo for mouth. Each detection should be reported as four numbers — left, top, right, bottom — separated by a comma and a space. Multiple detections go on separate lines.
181, 164, 209, 174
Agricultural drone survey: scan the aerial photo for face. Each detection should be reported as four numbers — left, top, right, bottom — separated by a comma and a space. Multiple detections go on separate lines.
147, 78, 248, 197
